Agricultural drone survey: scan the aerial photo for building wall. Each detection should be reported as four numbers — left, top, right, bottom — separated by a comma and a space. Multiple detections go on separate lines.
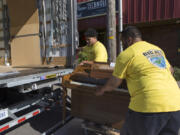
77, 0, 180, 67
140, 24, 180, 67
123, 0, 180, 24
78, 0, 180, 29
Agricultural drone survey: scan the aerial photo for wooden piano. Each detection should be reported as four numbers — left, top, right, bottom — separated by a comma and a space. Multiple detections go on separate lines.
62, 63, 130, 130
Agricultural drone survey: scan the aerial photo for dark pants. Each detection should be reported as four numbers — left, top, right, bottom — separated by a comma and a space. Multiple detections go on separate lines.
120, 109, 180, 135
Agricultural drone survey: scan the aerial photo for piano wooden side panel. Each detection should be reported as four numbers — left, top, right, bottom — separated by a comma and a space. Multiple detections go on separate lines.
70, 85, 130, 129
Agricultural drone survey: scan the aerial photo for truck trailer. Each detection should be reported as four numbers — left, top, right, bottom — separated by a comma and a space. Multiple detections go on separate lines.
0, 0, 78, 133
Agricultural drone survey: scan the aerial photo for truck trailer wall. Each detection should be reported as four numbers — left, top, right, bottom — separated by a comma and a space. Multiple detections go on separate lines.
36, 0, 78, 67
6, 0, 42, 66
0, 0, 6, 58
3, 0, 78, 67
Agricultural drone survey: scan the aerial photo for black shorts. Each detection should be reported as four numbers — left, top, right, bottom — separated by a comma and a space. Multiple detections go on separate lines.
121, 109, 180, 135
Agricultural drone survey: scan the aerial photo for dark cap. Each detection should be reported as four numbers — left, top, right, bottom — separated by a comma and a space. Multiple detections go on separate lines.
84, 28, 98, 38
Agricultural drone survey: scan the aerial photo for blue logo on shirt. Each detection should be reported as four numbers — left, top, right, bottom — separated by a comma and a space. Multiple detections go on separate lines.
149, 56, 166, 68
143, 50, 166, 69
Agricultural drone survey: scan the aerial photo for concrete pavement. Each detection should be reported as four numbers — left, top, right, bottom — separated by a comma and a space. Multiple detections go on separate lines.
53, 118, 85, 135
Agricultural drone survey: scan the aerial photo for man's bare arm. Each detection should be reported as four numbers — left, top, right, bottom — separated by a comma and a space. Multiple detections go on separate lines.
96, 76, 123, 96
170, 66, 174, 75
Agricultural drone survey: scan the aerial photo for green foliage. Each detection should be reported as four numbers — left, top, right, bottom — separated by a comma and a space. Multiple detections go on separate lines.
78, 51, 88, 63
174, 67, 180, 81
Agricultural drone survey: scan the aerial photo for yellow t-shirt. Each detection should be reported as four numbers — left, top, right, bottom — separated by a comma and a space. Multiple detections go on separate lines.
113, 41, 180, 113
83, 41, 108, 62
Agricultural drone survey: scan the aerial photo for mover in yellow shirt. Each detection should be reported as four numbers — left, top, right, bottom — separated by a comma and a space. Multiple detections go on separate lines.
78, 28, 108, 65
96, 26, 180, 135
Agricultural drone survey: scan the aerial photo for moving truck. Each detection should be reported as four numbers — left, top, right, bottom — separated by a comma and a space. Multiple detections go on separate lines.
0, 0, 78, 133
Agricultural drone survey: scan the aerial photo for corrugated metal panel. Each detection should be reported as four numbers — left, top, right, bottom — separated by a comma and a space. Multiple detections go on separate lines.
124, 0, 180, 24
78, 0, 180, 30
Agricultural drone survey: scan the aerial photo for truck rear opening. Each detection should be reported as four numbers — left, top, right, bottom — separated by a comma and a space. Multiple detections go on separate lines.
0, 0, 78, 133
